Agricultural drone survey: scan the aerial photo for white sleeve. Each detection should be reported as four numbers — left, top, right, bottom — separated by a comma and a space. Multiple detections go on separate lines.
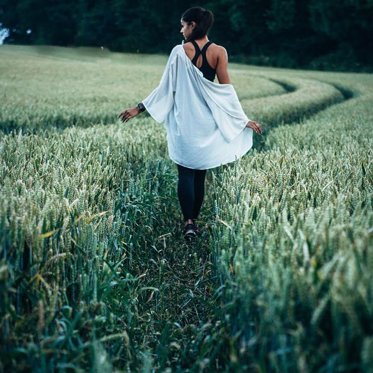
142, 48, 178, 123
198, 78, 251, 143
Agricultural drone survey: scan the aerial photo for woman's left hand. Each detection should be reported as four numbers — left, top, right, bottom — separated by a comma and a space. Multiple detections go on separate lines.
246, 120, 263, 134
119, 107, 140, 122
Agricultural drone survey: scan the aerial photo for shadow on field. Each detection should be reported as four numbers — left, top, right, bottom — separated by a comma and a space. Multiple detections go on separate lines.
267, 77, 297, 93
253, 80, 355, 152
0, 113, 118, 135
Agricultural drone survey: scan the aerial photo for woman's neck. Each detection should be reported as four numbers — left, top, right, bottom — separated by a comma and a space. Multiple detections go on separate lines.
194, 36, 209, 43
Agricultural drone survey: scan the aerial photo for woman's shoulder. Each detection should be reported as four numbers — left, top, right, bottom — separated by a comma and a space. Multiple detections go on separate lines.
171, 44, 185, 52
210, 43, 228, 57
168, 44, 185, 58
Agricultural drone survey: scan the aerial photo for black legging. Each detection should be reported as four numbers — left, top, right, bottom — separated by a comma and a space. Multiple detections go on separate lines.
177, 164, 207, 221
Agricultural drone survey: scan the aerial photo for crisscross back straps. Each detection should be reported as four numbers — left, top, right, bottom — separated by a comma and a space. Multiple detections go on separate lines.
191, 40, 212, 65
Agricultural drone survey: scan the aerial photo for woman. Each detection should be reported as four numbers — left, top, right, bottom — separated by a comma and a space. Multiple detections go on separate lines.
119, 7, 262, 240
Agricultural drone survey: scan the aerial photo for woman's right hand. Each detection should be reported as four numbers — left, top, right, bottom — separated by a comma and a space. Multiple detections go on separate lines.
118, 107, 140, 123
246, 120, 263, 134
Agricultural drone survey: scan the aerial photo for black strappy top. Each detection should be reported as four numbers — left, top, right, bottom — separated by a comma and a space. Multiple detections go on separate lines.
190, 40, 216, 82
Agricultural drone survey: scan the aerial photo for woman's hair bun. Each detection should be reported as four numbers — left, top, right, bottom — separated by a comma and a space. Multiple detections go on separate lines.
181, 7, 214, 41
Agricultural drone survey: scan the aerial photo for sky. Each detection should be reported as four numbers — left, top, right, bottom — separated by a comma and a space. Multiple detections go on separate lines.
0, 24, 9, 44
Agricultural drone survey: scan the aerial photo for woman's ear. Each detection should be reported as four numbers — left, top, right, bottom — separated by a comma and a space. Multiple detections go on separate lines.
190, 21, 196, 29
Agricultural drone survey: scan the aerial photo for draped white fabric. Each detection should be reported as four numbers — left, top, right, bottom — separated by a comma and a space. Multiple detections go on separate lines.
142, 44, 253, 170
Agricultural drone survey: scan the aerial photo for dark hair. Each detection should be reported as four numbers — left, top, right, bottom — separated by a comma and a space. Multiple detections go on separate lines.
181, 7, 214, 41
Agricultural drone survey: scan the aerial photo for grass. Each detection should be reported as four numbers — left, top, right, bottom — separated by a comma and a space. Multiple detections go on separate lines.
0, 44, 372, 373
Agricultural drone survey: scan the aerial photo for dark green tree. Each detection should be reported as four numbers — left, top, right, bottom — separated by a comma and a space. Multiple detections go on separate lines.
0, 0, 372, 70
308, 0, 373, 66
0, 0, 78, 45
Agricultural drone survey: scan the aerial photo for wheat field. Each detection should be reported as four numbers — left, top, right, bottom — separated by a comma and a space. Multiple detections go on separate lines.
0, 45, 372, 373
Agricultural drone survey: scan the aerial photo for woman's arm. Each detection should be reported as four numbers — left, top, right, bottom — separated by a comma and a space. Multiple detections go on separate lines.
216, 47, 231, 84
216, 47, 262, 134
119, 103, 145, 122
119, 46, 179, 124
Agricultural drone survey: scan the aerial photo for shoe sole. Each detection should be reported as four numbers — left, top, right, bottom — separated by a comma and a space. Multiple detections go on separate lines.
184, 230, 197, 241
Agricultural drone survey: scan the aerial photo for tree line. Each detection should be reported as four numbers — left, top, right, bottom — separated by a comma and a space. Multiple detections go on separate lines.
1, 0, 372, 71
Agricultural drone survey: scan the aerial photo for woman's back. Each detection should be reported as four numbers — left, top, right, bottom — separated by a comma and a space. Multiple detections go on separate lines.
182, 41, 230, 84
185, 40, 216, 81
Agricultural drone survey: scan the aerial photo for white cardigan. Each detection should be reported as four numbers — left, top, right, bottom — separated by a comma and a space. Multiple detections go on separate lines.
142, 44, 253, 170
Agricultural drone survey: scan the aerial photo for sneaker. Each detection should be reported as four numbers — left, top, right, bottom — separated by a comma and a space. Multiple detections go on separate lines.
192, 219, 202, 236
183, 223, 197, 240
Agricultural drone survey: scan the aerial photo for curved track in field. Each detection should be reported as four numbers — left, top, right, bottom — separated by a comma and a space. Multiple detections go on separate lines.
244, 76, 354, 150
